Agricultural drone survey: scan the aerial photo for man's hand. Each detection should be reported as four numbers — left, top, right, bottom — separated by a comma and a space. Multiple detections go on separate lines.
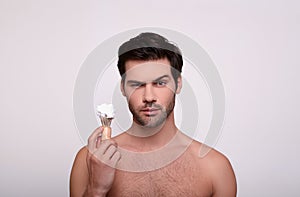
84, 127, 121, 197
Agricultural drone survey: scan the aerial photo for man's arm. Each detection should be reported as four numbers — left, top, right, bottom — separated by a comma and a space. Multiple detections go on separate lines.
70, 127, 121, 197
70, 147, 90, 197
210, 153, 237, 197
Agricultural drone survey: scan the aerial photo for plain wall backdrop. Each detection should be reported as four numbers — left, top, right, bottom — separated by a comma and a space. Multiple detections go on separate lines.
0, 0, 299, 196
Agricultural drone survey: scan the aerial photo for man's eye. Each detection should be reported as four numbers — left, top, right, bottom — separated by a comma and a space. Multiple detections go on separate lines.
130, 84, 140, 87
154, 81, 167, 87
130, 83, 143, 88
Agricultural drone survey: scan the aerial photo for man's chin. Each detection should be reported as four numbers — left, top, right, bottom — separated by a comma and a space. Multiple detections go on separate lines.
142, 123, 163, 129
129, 118, 166, 137
139, 116, 166, 128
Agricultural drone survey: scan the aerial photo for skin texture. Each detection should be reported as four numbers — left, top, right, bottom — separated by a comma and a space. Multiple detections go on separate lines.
70, 58, 237, 197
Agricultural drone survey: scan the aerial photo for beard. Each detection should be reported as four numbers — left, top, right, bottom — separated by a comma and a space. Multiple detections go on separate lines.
128, 95, 175, 128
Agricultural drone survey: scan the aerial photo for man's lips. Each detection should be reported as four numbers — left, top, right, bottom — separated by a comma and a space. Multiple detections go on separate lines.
140, 108, 160, 116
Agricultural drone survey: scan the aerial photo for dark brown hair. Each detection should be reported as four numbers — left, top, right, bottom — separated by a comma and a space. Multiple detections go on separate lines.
117, 32, 183, 86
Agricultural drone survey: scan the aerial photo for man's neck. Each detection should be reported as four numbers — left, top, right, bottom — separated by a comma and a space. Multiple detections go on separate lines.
123, 112, 178, 152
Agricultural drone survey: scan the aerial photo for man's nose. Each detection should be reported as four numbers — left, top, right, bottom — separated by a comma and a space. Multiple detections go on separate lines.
143, 83, 157, 103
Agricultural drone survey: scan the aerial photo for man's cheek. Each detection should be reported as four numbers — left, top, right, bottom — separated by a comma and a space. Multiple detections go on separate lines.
124, 89, 134, 101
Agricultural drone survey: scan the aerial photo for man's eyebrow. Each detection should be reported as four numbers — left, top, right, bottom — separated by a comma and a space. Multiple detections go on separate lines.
126, 75, 171, 85
126, 80, 145, 84
153, 75, 171, 81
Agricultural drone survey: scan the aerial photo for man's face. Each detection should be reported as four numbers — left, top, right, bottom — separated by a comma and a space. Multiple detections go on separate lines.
121, 58, 181, 128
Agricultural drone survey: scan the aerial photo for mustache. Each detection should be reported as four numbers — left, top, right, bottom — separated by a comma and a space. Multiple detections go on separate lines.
140, 102, 163, 110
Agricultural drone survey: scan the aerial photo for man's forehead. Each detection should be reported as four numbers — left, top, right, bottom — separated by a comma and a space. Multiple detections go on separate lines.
124, 60, 172, 82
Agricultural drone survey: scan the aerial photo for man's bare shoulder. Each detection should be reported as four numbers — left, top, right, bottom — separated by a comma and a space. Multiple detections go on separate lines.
72, 146, 88, 165
189, 140, 237, 196
188, 140, 235, 177
189, 140, 230, 164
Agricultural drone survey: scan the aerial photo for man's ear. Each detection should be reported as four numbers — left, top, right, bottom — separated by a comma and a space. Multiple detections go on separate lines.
120, 80, 126, 96
176, 76, 182, 94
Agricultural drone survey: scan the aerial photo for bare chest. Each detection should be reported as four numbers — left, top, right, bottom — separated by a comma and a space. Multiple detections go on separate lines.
108, 159, 212, 197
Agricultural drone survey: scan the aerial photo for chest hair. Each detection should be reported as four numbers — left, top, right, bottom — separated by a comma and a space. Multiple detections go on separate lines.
108, 152, 212, 197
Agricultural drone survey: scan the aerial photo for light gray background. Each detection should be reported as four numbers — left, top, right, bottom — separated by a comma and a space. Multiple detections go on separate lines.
0, 0, 299, 196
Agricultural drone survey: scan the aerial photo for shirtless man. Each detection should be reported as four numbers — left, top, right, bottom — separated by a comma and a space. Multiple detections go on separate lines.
70, 32, 237, 197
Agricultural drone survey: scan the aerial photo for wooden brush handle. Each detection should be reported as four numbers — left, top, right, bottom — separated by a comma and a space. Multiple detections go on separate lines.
101, 126, 112, 140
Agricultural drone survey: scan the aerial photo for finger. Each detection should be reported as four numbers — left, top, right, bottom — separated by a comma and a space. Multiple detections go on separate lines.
87, 127, 103, 152
93, 142, 120, 167
101, 145, 119, 166
103, 145, 118, 160
110, 151, 121, 167
96, 140, 117, 156
96, 135, 102, 149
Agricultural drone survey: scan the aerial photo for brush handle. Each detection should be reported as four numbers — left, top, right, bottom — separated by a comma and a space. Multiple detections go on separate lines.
101, 126, 112, 140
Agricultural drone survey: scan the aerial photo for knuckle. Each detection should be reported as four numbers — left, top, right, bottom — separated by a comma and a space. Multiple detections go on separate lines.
87, 139, 92, 145
87, 135, 94, 144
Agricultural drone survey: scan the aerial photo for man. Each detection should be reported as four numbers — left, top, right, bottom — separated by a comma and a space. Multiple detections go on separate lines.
70, 32, 237, 197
